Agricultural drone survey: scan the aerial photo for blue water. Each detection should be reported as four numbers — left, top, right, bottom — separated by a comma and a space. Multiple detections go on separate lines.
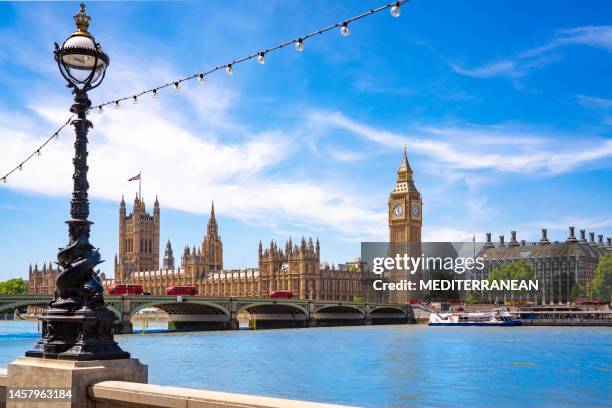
1, 321, 610, 407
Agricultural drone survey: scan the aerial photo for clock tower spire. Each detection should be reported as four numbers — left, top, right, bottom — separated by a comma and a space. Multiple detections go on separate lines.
388, 146, 422, 244
388, 146, 423, 304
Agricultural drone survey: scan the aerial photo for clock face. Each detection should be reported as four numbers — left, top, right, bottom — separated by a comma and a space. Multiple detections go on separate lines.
412, 204, 420, 218
393, 204, 404, 217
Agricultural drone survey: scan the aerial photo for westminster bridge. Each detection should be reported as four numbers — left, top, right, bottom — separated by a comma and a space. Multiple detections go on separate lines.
0, 295, 415, 333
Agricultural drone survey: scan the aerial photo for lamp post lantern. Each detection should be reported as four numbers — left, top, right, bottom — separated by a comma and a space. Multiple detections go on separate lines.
26, 3, 129, 360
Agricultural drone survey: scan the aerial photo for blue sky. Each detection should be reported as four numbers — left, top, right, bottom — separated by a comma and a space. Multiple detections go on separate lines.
1, 1, 611, 280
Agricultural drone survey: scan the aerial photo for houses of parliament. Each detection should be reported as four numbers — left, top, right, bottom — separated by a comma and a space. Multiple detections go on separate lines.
112, 196, 373, 301
29, 149, 422, 302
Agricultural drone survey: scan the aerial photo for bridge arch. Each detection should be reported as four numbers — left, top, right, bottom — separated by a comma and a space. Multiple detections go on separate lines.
314, 304, 365, 316
0, 299, 50, 313
238, 302, 308, 329
0, 298, 123, 321
128, 300, 232, 332
105, 304, 122, 321
238, 302, 308, 316
129, 300, 230, 318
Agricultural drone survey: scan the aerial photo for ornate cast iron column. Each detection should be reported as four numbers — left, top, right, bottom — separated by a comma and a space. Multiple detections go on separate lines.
26, 3, 129, 360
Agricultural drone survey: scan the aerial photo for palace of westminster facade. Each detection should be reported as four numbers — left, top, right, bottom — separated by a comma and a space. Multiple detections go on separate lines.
27, 147, 611, 304
29, 149, 421, 302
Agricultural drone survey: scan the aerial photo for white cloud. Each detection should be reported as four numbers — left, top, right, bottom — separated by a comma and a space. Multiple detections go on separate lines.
577, 95, 612, 109
423, 227, 475, 242
0, 72, 390, 244
555, 26, 612, 51
450, 25, 612, 80
325, 147, 365, 163
308, 111, 612, 175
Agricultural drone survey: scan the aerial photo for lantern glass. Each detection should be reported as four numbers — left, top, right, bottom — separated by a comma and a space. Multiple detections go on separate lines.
56, 34, 108, 88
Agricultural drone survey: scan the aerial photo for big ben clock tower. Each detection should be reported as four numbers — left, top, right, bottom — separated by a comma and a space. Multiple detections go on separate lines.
388, 146, 422, 303
389, 146, 422, 244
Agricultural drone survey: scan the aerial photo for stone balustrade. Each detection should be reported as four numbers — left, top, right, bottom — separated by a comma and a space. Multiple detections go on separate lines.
90, 381, 353, 408
0, 369, 352, 408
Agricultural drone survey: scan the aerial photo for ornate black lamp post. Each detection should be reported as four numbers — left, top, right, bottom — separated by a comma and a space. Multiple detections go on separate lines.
27, 3, 129, 360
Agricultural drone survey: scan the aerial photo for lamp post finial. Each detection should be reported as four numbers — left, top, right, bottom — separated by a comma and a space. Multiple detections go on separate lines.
74, 3, 91, 34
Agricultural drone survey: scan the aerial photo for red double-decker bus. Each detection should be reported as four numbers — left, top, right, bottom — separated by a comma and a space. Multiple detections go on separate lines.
107, 284, 144, 295
269, 290, 293, 299
166, 285, 198, 296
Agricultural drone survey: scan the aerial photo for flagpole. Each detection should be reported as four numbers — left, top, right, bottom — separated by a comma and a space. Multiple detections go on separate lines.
139, 170, 142, 200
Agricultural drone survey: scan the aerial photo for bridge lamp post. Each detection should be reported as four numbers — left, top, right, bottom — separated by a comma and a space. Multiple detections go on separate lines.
26, 3, 129, 360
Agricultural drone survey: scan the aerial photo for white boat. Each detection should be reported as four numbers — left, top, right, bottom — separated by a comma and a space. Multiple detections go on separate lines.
428, 307, 522, 326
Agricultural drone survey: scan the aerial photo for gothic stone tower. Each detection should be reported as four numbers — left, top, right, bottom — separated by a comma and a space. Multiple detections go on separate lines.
115, 194, 160, 282
389, 146, 422, 244
163, 240, 175, 270
388, 147, 422, 303
203, 202, 223, 271
258, 237, 320, 299
180, 202, 224, 280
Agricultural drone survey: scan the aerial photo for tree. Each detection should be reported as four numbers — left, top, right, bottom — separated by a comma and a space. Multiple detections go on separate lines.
487, 260, 536, 303
570, 283, 586, 301
0, 278, 28, 294
466, 291, 484, 304
589, 253, 612, 302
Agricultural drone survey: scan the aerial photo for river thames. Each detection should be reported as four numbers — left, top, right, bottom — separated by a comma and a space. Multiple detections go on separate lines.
1, 322, 610, 407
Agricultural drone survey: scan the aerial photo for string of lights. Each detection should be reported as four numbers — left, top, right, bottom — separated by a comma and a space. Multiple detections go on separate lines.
1, 0, 408, 184
1, 115, 74, 184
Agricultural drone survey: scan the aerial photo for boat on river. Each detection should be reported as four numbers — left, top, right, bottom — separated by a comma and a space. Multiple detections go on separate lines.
428, 307, 522, 326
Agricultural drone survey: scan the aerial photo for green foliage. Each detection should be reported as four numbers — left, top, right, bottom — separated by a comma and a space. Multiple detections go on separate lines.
589, 253, 612, 302
488, 260, 535, 283
0, 278, 28, 294
570, 283, 586, 300
487, 260, 536, 301
466, 291, 484, 304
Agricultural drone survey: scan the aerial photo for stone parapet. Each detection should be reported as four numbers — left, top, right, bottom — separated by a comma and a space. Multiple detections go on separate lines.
89, 381, 354, 408
1, 368, 7, 408
6, 358, 146, 408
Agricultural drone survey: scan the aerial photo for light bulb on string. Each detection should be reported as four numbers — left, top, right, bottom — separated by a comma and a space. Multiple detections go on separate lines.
0, 0, 418, 189
340, 22, 350, 37
173, 82, 180, 91
390, 2, 401, 17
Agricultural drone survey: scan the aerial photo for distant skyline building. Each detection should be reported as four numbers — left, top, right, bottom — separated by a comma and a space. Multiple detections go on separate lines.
478, 227, 612, 304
